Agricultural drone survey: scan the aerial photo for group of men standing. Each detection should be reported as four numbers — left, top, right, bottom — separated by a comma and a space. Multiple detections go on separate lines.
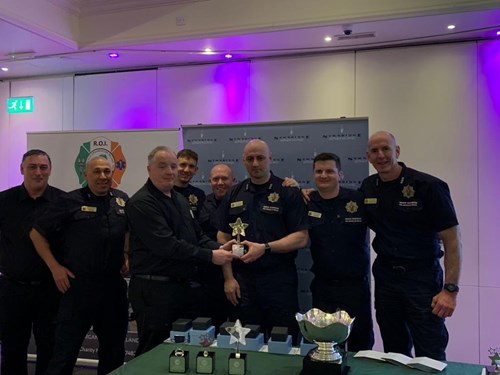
0, 130, 462, 375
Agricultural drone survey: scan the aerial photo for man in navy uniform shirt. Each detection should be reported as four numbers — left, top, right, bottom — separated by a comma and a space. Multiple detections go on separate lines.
360, 131, 462, 360
198, 164, 237, 328
0, 149, 64, 375
217, 139, 309, 342
306, 152, 374, 351
173, 149, 206, 219
30, 156, 129, 375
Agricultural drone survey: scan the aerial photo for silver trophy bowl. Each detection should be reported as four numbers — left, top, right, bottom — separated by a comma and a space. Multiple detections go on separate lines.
296, 308, 355, 363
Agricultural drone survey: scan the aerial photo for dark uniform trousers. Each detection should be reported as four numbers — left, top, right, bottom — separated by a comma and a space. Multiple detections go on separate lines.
128, 277, 205, 356
311, 276, 374, 352
0, 277, 59, 375
373, 257, 448, 360
46, 275, 128, 375
234, 264, 299, 343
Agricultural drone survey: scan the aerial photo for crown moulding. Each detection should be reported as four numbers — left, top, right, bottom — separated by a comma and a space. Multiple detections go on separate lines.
47, 0, 209, 16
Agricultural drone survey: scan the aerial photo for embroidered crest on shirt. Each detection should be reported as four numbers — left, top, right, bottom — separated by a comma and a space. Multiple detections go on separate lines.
188, 194, 198, 205
402, 185, 415, 199
345, 201, 358, 214
116, 197, 126, 207
268, 192, 279, 203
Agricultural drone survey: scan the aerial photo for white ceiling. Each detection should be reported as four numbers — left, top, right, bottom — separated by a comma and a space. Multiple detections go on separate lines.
1, 0, 500, 80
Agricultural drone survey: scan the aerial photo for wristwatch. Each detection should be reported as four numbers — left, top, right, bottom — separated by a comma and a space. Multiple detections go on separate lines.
264, 243, 272, 255
443, 283, 459, 293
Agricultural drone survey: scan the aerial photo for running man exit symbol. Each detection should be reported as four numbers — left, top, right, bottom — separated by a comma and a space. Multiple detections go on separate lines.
7, 97, 34, 113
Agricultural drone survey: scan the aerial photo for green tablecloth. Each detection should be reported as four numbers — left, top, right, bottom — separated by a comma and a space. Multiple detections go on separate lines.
109, 342, 484, 375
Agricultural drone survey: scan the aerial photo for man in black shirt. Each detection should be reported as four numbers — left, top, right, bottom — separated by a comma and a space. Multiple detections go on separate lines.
0, 149, 64, 375
127, 146, 237, 356
30, 156, 129, 375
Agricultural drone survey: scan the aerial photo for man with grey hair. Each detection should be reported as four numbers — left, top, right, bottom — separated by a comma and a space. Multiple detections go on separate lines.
127, 146, 238, 356
30, 156, 129, 375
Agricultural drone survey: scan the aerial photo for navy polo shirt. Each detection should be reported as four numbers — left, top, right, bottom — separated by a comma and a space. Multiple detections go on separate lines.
307, 188, 369, 280
360, 162, 458, 260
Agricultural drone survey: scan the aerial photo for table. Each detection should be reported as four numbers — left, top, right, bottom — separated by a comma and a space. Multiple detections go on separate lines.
109, 342, 484, 375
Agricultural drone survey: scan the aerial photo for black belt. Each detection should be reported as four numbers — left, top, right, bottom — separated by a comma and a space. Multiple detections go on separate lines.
377, 256, 438, 274
133, 274, 187, 283
0, 273, 43, 286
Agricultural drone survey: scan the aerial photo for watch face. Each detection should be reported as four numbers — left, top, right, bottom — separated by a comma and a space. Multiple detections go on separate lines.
444, 284, 459, 293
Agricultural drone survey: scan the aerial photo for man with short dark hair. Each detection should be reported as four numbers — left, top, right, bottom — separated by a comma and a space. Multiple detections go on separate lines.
30, 156, 129, 375
360, 131, 462, 360
306, 152, 374, 351
174, 149, 205, 219
0, 149, 64, 375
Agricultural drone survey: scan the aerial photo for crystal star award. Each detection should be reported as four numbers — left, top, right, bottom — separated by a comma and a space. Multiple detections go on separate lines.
229, 218, 248, 257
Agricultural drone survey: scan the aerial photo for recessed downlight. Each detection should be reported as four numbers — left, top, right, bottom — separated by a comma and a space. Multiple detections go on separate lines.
447, 24, 456, 30
324, 36, 332, 42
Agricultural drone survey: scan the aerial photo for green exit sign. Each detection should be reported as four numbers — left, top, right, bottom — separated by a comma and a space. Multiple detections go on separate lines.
7, 97, 34, 113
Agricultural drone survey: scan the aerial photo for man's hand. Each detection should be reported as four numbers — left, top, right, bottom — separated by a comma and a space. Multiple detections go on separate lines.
283, 177, 299, 188
431, 290, 457, 318
211, 249, 238, 265
224, 278, 241, 306
240, 240, 265, 263
219, 239, 236, 251
301, 188, 315, 203
51, 264, 75, 293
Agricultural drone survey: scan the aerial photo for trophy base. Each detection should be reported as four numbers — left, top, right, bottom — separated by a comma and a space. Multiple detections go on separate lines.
300, 355, 350, 375
232, 244, 246, 257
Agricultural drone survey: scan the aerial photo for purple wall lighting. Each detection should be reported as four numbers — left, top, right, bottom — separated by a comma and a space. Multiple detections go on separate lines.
213, 61, 249, 121
478, 40, 500, 115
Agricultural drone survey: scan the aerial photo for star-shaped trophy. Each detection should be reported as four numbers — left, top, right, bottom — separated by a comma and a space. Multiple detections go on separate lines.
229, 218, 249, 257
226, 319, 250, 375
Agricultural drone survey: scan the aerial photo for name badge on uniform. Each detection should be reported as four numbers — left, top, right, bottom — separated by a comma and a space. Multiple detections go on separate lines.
308, 211, 322, 218
364, 198, 377, 205
231, 201, 244, 208
81, 205, 97, 212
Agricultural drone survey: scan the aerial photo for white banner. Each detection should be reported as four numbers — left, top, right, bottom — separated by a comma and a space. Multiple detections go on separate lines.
27, 129, 180, 197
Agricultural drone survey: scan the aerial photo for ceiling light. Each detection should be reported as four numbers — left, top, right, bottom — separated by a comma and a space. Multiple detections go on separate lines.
108, 52, 120, 58
203, 48, 215, 55
497, 30, 500, 36
1, 67, 8, 72
447, 24, 456, 30
225, 53, 233, 59
324, 36, 332, 42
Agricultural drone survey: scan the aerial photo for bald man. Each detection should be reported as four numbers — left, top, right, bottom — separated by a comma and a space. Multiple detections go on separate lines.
360, 131, 462, 360
30, 156, 129, 375
217, 140, 309, 342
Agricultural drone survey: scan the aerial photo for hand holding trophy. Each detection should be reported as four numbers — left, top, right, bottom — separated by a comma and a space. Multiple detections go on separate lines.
229, 218, 249, 257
